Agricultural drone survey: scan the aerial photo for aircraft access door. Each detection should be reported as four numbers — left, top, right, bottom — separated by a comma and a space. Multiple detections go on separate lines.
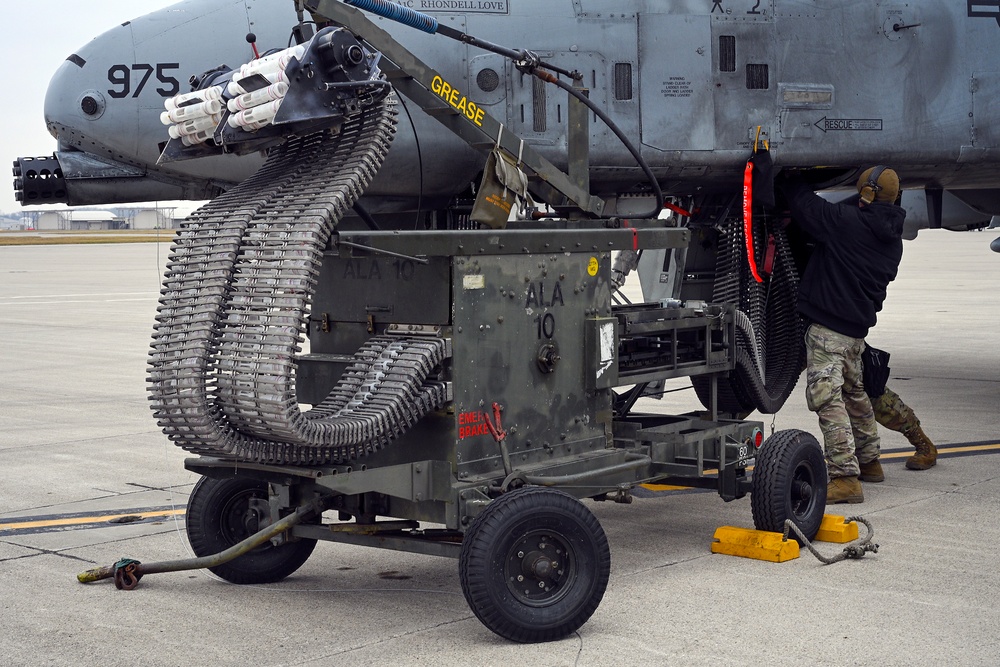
638, 14, 715, 151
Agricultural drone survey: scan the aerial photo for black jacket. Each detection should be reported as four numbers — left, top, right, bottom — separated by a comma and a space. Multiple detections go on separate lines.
780, 176, 905, 339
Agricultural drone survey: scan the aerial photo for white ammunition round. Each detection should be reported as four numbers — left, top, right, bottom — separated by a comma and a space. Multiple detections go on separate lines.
227, 82, 289, 113
226, 69, 289, 97
228, 99, 282, 131
164, 85, 223, 112
168, 114, 221, 139
180, 129, 213, 146
162, 98, 223, 125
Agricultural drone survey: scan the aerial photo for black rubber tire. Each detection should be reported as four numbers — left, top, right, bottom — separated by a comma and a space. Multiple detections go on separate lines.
750, 429, 827, 542
459, 487, 611, 643
186, 476, 317, 584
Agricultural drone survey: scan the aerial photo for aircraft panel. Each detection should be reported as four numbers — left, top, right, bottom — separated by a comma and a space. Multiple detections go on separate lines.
638, 14, 714, 151
972, 71, 1000, 151
710, 19, 775, 152
707, 0, 774, 22
468, 53, 507, 109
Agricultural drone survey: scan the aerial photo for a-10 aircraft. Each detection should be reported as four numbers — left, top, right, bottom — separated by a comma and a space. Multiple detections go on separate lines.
12, 0, 1000, 417
30, 3, 997, 638
16, 1, 1000, 231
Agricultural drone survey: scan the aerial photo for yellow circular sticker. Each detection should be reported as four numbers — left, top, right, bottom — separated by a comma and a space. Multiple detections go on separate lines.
587, 257, 599, 276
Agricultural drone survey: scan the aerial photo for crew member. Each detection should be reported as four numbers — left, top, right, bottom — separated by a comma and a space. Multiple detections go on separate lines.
858, 342, 938, 471
870, 387, 939, 470
778, 166, 906, 504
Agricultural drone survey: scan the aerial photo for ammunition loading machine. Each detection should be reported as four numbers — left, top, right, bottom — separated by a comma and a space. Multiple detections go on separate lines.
79, 0, 827, 643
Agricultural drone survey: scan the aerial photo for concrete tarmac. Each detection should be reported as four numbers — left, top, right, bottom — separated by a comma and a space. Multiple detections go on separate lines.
1, 230, 998, 666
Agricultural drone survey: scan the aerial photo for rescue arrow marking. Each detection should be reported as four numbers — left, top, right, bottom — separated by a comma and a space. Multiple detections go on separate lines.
969, 2, 1000, 20
814, 117, 883, 133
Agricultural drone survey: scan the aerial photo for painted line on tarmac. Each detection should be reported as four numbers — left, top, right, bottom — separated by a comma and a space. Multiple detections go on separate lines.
880, 440, 1000, 460
639, 440, 1000, 494
4, 442, 998, 528
0, 507, 186, 536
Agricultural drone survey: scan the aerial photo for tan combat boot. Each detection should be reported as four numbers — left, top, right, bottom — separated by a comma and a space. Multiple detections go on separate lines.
904, 425, 938, 470
827, 476, 864, 504
858, 459, 885, 483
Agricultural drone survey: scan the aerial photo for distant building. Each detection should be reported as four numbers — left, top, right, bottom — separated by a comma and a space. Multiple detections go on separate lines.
36, 210, 123, 231
0, 215, 27, 230
132, 208, 180, 230
27, 205, 197, 231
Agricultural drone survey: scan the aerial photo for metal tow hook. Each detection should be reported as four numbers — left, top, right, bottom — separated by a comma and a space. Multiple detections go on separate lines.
76, 499, 323, 588
113, 558, 142, 590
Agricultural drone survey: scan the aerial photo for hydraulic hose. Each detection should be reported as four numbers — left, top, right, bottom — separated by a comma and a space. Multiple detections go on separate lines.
343, 0, 439, 33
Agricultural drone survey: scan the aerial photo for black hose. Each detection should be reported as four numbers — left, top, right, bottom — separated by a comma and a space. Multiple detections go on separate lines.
353, 202, 380, 230
397, 96, 424, 230
547, 75, 664, 219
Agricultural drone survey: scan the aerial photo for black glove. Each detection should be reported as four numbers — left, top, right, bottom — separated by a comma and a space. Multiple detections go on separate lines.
774, 167, 806, 192
749, 149, 775, 209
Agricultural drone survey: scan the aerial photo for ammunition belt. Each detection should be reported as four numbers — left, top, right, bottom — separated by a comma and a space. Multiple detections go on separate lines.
148, 97, 452, 465
692, 218, 804, 415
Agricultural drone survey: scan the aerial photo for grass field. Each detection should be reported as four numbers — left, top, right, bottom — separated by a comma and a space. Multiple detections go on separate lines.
0, 230, 176, 246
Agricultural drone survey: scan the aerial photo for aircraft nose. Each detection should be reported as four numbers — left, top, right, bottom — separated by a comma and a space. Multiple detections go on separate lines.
43, 56, 110, 147
12, 59, 88, 204
12, 55, 112, 205
16, 22, 144, 206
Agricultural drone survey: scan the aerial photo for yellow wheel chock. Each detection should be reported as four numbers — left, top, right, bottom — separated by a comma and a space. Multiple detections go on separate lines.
712, 515, 864, 562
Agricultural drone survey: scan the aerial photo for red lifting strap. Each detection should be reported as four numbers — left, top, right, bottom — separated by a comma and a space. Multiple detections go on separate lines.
663, 201, 692, 218
743, 160, 764, 283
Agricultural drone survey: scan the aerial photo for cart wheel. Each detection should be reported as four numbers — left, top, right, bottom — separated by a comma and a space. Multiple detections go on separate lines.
186, 476, 317, 584
750, 429, 827, 542
458, 487, 610, 643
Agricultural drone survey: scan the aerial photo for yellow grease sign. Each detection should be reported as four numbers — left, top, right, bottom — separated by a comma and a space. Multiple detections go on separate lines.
431, 75, 486, 126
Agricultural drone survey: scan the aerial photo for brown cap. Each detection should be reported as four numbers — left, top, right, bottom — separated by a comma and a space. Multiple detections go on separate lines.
857, 166, 899, 204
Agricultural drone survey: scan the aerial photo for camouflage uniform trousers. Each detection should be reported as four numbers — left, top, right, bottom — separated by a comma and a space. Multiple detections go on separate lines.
871, 386, 921, 435
804, 324, 881, 479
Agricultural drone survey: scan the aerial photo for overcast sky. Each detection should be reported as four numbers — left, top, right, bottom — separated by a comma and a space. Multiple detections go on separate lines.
0, 1, 178, 216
